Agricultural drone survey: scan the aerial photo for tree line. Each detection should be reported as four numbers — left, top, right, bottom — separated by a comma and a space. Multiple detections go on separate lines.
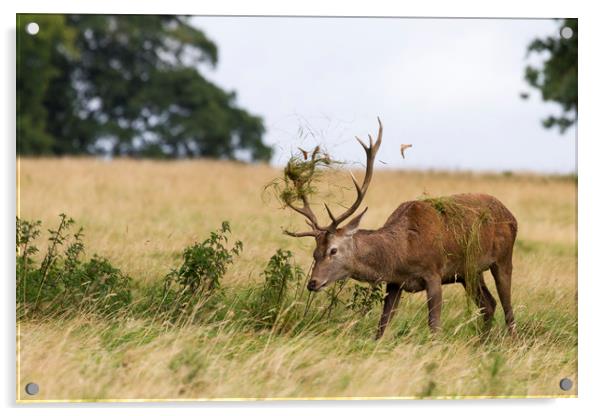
17, 15, 272, 161
16, 16, 577, 160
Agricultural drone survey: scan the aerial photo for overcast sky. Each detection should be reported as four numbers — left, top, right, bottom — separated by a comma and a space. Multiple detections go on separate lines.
191, 17, 576, 174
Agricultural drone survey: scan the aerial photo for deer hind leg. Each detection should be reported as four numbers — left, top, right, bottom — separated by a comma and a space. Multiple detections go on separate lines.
478, 275, 497, 327
375, 283, 402, 340
490, 260, 516, 335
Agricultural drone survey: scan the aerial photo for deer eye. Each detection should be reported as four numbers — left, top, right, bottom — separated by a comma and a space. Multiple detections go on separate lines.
330, 247, 338, 256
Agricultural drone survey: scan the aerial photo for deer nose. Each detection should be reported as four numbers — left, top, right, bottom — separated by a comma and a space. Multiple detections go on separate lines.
307, 280, 319, 291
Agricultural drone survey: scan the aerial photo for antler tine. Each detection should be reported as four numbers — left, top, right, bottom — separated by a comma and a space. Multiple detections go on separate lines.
286, 198, 317, 228
283, 199, 324, 238
326, 118, 383, 230
305, 219, 316, 229
348, 170, 362, 194
298, 147, 309, 160
355, 136, 369, 151
283, 229, 320, 238
284, 193, 329, 234
324, 203, 337, 223
311, 146, 321, 160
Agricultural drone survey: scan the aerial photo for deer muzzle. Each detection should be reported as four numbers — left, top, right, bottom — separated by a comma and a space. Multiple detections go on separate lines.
307, 279, 326, 291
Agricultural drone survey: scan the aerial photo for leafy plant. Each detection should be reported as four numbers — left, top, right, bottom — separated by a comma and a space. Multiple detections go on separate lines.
318, 280, 349, 321
16, 214, 132, 318
16, 217, 41, 278
161, 221, 243, 321
346, 283, 385, 316
251, 249, 305, 328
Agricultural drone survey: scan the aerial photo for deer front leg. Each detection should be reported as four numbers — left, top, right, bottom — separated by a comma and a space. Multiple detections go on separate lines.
425, 278, 443, 332
375, 283, 402, 340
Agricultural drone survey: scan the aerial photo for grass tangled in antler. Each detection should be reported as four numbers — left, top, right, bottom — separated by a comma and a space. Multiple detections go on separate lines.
266, 146, 341, 207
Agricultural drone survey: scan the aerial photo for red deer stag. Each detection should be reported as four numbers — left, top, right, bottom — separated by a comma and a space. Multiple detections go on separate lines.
284, 118, 518, 339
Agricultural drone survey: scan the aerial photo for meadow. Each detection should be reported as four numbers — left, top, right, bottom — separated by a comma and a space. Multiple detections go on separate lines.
16, 158, 577, 401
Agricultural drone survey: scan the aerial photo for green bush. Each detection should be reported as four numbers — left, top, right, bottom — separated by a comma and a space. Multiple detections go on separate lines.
245, 250, 388, 334
16, 217, 41, 277
16, 214, 132, 318
159, 221, 243, 322
16, 215, 386, 336
250, 249, 305, 329
346, 283, 385, 316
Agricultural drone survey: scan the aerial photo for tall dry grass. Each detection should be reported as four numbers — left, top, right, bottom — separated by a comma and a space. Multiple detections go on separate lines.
17, 158, 577, 401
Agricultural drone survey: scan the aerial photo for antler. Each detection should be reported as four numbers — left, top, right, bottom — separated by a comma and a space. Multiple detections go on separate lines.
285, 194, 327, 233
283, 117, 383, 237
324, 117, 383, 230
283, 147, 329, 237
283, 219, 322, 238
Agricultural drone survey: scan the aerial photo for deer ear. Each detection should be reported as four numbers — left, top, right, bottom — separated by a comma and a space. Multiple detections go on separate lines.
342, 207, 368, 236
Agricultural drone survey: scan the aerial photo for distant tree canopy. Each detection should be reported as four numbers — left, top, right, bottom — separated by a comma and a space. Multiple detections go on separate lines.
523, 18, 577, 134
17, 14, 272, 161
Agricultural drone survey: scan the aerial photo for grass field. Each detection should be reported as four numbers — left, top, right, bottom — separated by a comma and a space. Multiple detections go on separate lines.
17, 158, 577, 401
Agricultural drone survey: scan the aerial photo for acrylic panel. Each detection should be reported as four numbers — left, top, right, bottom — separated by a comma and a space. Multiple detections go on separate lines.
16, 14, 577, 402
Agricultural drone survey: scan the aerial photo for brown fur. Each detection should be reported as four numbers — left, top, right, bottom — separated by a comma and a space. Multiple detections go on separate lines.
308, 193, 518, 339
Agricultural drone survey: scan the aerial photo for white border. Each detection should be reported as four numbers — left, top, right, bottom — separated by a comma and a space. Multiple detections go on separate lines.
3, 1, 601, 415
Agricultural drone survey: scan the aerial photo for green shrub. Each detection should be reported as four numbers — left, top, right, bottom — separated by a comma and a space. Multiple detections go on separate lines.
16, 217, 41, 280
16, 214, 132, 318
250, 249, 305, 328
346, 283, 385, 316
160, 221, 243, 322
244, 249, 388, 334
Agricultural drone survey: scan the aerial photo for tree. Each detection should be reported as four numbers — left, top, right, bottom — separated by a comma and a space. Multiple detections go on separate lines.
17, 15, 77, 155
523, 18, 577, 134
17, 14, 272, 161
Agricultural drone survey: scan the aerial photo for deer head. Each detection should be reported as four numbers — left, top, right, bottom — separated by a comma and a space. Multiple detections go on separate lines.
284, 118, 383, 291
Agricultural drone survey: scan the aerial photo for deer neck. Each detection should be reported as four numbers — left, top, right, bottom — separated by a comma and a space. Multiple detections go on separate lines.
349, 229, 400, 284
